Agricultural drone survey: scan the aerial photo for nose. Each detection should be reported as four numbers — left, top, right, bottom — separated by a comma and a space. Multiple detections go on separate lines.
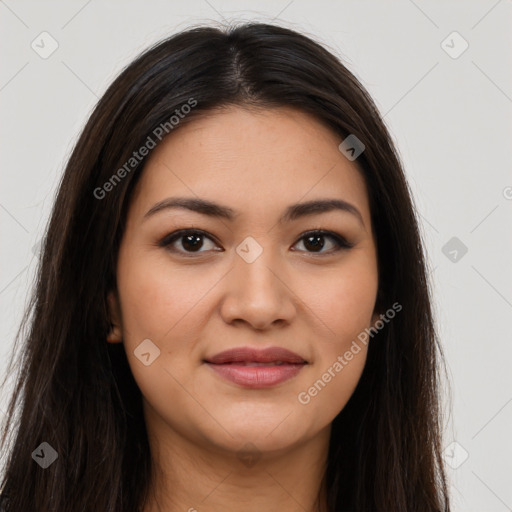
219, 245, 296, 331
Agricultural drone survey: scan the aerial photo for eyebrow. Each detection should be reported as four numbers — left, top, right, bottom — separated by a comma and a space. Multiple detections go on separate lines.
143, 197, 365, 226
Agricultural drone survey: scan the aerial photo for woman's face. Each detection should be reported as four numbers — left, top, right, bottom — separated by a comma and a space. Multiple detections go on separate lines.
108, 106, 379, 456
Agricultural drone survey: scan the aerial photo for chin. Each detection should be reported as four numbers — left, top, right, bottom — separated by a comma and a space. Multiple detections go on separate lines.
206, 412, 313, 452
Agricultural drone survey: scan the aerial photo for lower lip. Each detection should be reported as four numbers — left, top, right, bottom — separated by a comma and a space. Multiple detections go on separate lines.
205, 362, 306, 388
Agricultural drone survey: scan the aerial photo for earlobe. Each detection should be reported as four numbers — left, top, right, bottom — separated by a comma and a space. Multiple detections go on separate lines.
106, 290, 123, 343
370, 309, 382, 330
106, 325, 123, 344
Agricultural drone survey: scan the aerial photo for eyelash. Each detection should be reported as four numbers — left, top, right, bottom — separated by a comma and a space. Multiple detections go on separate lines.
158, 228, 355, 257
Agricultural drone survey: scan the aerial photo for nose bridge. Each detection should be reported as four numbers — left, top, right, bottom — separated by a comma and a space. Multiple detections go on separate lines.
220, 235, 295, 328
235, 235, 283, 299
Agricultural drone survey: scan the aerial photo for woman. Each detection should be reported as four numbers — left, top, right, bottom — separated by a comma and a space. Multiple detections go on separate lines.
0, 22, 450, 511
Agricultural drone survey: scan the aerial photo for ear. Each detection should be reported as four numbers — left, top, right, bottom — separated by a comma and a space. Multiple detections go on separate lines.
106, 289, 123, 343
370, 310, 381, 330
371, 286, 385, 328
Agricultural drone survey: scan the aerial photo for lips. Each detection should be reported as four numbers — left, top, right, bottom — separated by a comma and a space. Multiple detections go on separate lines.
204, 346, 308, 388
204, 346, 307, 365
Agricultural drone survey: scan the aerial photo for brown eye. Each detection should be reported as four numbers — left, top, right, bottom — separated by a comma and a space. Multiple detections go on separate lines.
160, 230, 220, 256
159, 229, 354, 258
178, 233, 205, 252
292, 230, 354, 254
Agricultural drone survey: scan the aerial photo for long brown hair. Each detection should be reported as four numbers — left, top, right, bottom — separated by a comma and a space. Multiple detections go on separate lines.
0, 22, 450, 511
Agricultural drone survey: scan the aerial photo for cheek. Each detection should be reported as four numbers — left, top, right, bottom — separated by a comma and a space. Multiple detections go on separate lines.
116, 249, 219, 341
304, 255, 379, 345
114, 251, 213, 408
294, 255, 377, 417
115, 245, 242, 400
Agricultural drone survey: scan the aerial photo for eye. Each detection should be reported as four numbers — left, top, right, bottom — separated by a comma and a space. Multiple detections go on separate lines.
159, 229, 220, 256
158, 229, 354, 257
292, 230, 354, 254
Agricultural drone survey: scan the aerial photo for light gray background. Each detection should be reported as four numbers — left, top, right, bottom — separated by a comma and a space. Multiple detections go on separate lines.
1, 1, 511, 510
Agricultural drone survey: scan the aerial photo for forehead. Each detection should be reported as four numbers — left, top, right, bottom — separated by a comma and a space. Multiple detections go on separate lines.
129, 106, 371, 227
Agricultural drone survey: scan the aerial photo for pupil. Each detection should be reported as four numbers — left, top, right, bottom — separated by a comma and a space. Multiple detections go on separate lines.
182, 234, 203, 251
304, 235, 324, 252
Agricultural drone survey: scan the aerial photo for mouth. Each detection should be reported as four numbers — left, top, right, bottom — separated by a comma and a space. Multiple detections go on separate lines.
212, 361, 296, 366
203, 346, 308, 388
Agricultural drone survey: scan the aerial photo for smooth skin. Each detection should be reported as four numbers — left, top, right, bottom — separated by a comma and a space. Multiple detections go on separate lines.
107, 106, 380, 512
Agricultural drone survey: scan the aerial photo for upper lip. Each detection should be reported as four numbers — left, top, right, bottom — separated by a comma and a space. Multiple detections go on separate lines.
204, 346, 308, 364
